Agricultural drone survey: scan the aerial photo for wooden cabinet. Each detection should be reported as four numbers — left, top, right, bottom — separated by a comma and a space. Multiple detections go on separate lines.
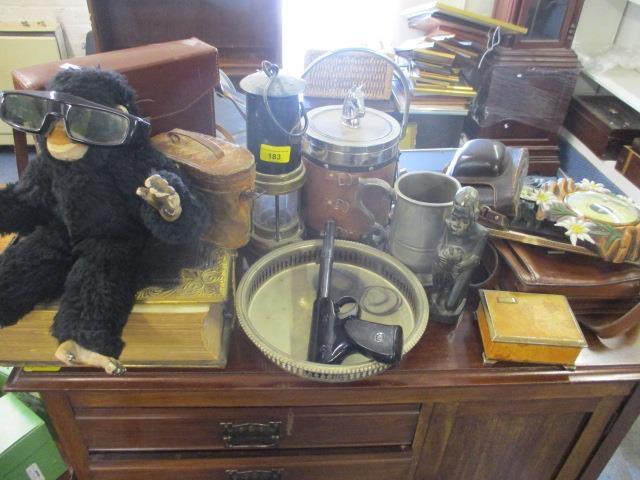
417, 396, 624, 479
86, 0, 282, 81
7, 317, 640, 480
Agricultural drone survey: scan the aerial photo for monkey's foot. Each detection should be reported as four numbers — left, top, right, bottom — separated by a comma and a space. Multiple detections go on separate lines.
55, 340, 126, 375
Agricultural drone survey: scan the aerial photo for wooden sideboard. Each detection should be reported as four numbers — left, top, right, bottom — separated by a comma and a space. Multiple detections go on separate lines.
7, 312, 640, 480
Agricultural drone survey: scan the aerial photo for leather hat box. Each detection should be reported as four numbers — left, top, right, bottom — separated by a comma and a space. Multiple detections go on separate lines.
564, 96, 640, 160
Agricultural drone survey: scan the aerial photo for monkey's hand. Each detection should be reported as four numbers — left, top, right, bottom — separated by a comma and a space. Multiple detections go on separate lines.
55, 340, 126, 376
136, 174, 182, 222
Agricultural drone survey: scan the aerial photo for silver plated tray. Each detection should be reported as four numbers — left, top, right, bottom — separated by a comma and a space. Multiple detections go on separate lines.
236, 240, 429, 382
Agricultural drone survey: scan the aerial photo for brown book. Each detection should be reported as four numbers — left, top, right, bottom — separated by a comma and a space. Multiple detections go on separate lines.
413, 59, 457, 76
477, 290, 587, 366
418, 17, 489, 46
0, 241, 233, 367
416, 70, 459, 83
433, 39, 480, 59
412, 96, 469, 105
405, 2, 527, 34
414, 77, 456, 87
413, 87, 476, 98
413, 47, 456, 66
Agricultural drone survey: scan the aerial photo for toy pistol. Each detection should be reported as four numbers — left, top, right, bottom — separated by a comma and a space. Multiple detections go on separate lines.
307, 220, 403, 365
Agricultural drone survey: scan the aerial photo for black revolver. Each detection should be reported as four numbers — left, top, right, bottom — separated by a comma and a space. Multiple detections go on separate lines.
307, 220, 403, 365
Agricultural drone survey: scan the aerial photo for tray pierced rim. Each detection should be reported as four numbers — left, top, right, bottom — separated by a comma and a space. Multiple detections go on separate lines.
236, 240, 429, 381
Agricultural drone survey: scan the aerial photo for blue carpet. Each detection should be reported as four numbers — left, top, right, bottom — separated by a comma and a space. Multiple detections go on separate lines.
559, 138, 622, 194
399, 148, 455, 173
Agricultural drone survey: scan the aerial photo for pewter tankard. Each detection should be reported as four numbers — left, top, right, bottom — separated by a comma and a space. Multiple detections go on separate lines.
387, 171, 461, 285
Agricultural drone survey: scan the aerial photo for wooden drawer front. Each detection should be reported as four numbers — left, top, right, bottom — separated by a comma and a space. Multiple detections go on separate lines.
91, 452, 412, 480
77, 404, 419, 452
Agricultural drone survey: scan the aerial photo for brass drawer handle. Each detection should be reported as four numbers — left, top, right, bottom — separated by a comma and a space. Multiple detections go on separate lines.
220, 421, 282, 449
226, 469, 282, 480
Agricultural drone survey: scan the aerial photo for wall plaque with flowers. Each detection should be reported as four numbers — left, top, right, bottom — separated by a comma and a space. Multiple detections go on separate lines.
527, 178, 640, 263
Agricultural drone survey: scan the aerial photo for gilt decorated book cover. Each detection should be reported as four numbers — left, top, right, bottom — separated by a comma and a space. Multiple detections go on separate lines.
0, 239, 232, 367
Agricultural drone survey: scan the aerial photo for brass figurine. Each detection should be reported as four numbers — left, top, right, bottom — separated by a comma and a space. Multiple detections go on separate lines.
430, 186, 488, 325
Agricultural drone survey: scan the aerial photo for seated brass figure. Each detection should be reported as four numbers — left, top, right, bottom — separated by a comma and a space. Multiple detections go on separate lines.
430, 186, 488, 324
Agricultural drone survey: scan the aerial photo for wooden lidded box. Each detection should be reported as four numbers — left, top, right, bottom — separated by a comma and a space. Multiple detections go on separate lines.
565, 96, 640, 159
0, 241, 233, 368
476, 290, 587, 366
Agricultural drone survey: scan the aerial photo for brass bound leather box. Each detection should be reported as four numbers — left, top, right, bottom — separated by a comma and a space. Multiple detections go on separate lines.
0, 241, 233, 368
476, 290, 587, 366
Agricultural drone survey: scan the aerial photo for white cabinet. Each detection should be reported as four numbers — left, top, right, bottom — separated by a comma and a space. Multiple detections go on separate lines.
0, 21, 66, 145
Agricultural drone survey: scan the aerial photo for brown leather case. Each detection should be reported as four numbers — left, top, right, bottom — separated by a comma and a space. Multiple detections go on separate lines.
448, 144, 529, 217
493, 239, 640, 299
152, 129, 255, 250
11, 39, 219, 175
493, 238, 640, 337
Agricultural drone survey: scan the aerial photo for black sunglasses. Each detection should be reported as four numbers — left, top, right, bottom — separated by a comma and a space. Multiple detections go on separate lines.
0, 90, 150, 146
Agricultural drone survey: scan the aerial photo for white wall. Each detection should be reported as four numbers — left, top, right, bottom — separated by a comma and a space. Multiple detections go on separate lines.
283, 0, 496, 73
0, 0, 91, 57
615, 1, 640, 49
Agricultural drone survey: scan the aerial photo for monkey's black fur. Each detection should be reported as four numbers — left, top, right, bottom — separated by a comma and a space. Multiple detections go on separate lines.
0, 68, 208, 358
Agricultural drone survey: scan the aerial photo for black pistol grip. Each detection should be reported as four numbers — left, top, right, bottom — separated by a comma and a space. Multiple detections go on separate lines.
344, 317, 403, 364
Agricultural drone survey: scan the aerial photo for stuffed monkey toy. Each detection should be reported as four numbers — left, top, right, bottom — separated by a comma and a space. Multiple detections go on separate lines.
0, 68, 209, 374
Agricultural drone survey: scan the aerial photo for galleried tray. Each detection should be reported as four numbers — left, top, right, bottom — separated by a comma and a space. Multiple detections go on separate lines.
236, 240, 429, 382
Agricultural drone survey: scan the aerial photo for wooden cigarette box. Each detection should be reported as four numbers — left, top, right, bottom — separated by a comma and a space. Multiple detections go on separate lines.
476, 290, 587, 366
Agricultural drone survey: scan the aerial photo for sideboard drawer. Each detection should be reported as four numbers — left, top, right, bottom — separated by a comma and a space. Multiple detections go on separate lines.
91, 451, 412, 480
76, 404, 420, 452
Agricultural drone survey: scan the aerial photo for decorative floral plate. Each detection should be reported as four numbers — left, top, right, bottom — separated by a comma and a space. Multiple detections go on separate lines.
526, 178, 640, 263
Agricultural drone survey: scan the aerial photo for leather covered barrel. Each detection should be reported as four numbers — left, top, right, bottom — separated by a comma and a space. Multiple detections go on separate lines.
301, 99, 401, 241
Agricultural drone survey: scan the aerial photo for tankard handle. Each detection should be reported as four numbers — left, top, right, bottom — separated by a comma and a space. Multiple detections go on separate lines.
356, 178, 395, 245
